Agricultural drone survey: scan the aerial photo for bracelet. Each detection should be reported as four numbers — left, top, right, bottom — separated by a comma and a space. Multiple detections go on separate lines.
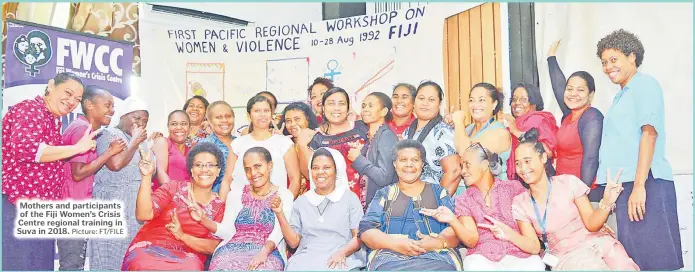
598, 199, 616, 212
437, 236, 448, 249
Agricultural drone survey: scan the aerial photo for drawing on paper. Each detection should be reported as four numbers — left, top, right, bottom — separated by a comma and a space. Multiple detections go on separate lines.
266, 57, 310, 108
186, 63, 225, 101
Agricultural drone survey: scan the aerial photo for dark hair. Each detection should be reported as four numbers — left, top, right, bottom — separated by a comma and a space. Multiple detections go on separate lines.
311, 148, 336, 169
517, 128, 546, 156
80, 85, 110, 114
393, 83, 417, 102
256, 91, 278, 110
183, 96, 210, 111
465, 143, 503, 177
320, 87, 351, 132
596, 29, 645, 68
366, 92, 393, 122
415, 81, 444, 102
168, 109, 190, 124
567, 71, 596, 93
244, 146, 273, 163
278, 102, 319, 136
207, 101, 234, 120
512, 83, 544, 111
307, 77, 335, 95
246, 95, 273, 133
46, 72, 84, 96
186, 142, 225, 177
392, 139, 426, 163
470, 82, 504, 115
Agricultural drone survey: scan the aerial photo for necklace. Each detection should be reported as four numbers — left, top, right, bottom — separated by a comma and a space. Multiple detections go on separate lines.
317, 201, 331, 223
252, 187, 272, 198
483, 188, 492, 208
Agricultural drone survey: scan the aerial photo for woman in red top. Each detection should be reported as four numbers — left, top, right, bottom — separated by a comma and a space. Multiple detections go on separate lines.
547, 40, 604, 201
2, 72, 97, 271
123, 142, 226, 271
152, 110, 192, 190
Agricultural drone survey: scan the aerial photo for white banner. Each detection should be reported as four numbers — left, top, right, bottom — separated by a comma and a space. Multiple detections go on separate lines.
140, 3, 483, 134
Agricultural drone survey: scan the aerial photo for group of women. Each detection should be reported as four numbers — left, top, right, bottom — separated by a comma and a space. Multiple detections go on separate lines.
1, 29, 682, 271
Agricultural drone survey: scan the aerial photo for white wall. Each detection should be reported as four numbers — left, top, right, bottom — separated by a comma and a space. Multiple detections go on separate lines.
154, 2, 323, 25
535, 3, 693, 270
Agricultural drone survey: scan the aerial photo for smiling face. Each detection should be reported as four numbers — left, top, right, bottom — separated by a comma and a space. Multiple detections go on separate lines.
468, 87, 497, 122
190, 152, 220, 188
185, 98, 206, 124
323, 92, 349, 125
310, 83, 329, 115
391, 86, 414, 118
121, 110, 149, 135
414, 85, 441, 121
394, 148, 424, 184
311, 155, 337, 192
460, 149, 488, 187
564, 76, 594, 110
249, 100, 273, 130
284, 109, 308, 137
86, 92, 115, 126
243, 152, 273, 188
46, 79, 84, 117
514, 143, 547, 185
600, 49, 637, 88
511, 87, 536, 118
361, 94, 387, 124
208, 104, 234, 136
168, 112, 190, 144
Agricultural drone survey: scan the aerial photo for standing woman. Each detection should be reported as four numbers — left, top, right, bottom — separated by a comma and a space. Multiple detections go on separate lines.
151, 110, 192, 190
272, 148, 366, 271
220, 96, 301, 200
308, 77, 335, 124
239, 91, 279, 135
350, 92, 398, 207
595, 29, 682, 270
502, 83, 559, 180
388, 83, 417, 137
90, 97, 154, 270
452, 82, 512, 195
202, 147, 294, 271
296, 87, 369, 207
183, 95, 211, 148
2, 72, 95, 271
199, 101, 236, 193
403, 81, 461, 196
547, 40, 605, 201
279, 102, 320, 196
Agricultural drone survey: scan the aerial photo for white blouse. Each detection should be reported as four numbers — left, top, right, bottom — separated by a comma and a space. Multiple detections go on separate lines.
230, 134, 294, 188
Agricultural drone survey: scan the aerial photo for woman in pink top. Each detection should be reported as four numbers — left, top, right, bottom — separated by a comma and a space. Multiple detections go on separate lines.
494, 128, 638, 270
151, 110, 192, 190
421, 143, 545, 271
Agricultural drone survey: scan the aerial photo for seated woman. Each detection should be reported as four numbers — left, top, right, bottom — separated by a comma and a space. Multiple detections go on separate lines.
421, 143, 545, 271
121, 142, 226, 271
359, 140, 462, 271
200, 147, 294, 271
271, 147, 366, 270
494, 128, 639, 270
151, 110, 192, 190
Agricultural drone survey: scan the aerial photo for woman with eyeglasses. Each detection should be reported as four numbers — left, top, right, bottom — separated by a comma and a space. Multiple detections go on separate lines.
452, 83, 512, 195
183, 96, 211, 148
151, 110, 192, 190
420, 143, 545, 270
204, 147, 294, 271
501, 84, 559, 181
359, 140, 461, 271
122, 142, 226, 271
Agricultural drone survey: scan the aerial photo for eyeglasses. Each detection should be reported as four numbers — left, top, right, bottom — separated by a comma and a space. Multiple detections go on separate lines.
511, 97, 529, 103
193, 163, 218, 170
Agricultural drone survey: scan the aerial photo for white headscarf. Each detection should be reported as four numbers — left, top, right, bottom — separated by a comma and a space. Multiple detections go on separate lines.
305, 147, 349, 206
110, 96, 148, 127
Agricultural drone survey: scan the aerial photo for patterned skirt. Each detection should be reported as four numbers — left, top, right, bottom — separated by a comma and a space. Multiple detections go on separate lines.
121, 242, 203, 271
210, 240, 284, 271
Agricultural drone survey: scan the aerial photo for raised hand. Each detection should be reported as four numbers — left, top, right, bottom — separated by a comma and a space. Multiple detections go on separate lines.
444, 106, 456, 127
269, 195, 283, 214
420, 206, 457, 224
548, 40, 561, 57
603, 168, 624, 206
166, 209, 184, 240
75, 128, 101, 154
132, 124, 148, 144
297, 128, 317, 145
138, 147, 155, 176
347, 141, 364, 162
477, 215, 515, 241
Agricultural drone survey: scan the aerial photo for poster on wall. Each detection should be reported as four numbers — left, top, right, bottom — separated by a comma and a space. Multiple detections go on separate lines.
141, 3, 483, 133
3, 19, 134, 131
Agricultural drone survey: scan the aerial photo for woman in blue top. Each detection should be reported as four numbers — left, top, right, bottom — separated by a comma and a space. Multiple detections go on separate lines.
452, 83, 512, 195
596, 29, 682, 271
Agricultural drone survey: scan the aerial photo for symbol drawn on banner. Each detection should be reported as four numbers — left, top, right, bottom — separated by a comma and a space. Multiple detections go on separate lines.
13, 30, 52, 77
324, 60, 342, 81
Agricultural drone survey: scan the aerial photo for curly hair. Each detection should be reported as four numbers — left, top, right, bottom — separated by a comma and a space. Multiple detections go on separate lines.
186, 142, 225, 177
278, 102, 319, 136
596, 29, 645, 68
307, 77, 335, 95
